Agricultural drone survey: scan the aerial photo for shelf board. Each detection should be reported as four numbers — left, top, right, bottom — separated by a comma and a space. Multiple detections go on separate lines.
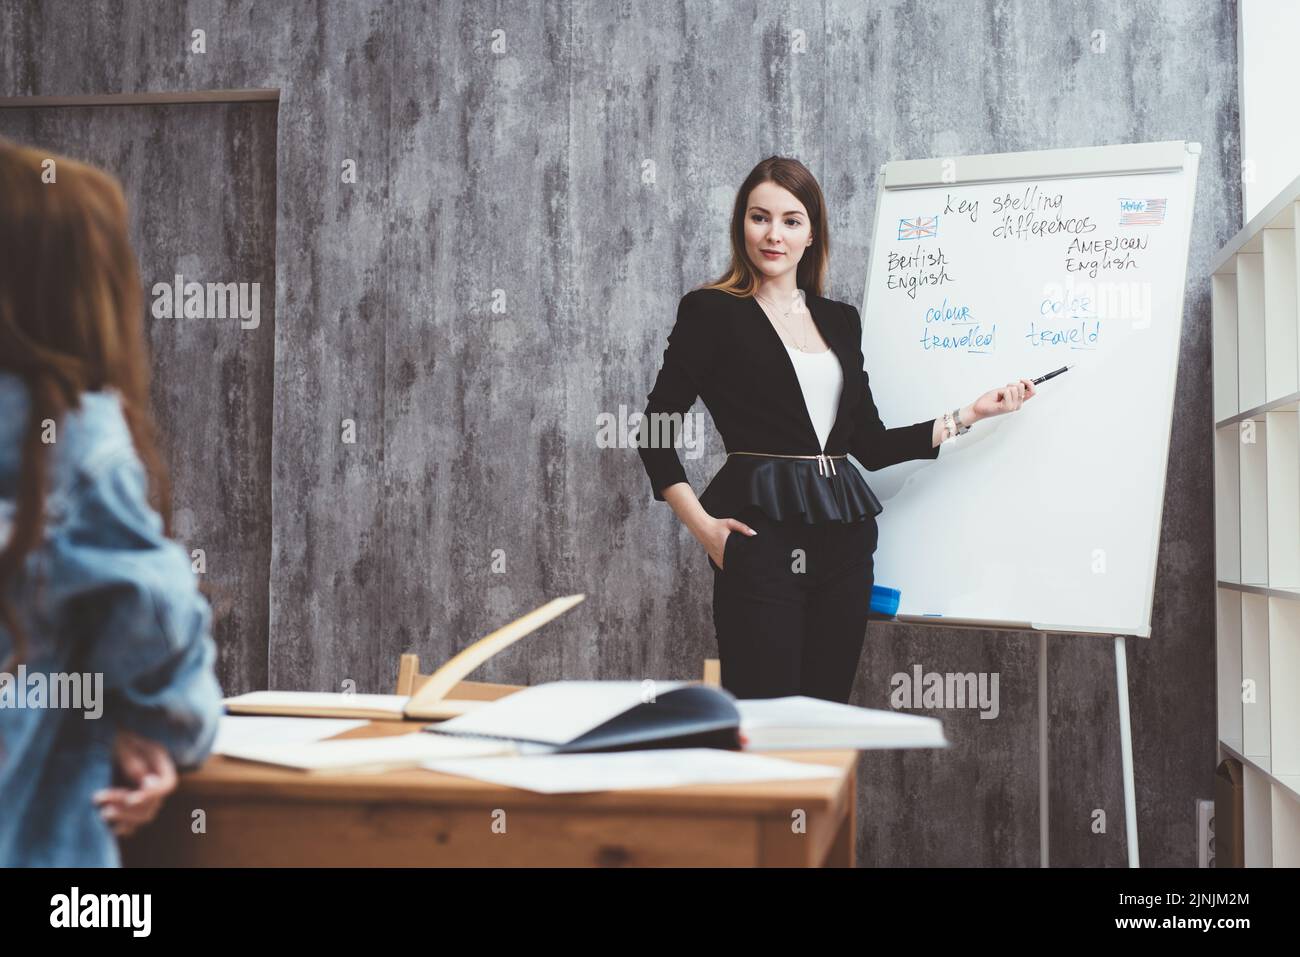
1218, 581, 1300, 601
1216, 391, 1300, 427
1220, 740, 1300, 804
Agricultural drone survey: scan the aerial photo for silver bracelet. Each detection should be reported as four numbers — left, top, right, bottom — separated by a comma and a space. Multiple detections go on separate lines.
951, 407, 972, 435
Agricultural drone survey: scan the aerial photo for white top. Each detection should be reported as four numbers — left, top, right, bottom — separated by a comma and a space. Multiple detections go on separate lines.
784, 344, 843, 452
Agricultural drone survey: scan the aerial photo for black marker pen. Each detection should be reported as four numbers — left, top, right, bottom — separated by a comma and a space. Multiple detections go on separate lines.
1032, 365, 1072, 385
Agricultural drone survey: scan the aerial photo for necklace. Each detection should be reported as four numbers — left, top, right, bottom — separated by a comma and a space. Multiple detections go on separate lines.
755, 290, 813, 351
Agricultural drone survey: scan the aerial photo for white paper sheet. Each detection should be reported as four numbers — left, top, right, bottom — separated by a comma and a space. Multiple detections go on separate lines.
220, 730, 517, 771
422, 748, 841, 793
736, 696, 948, 750
213, 715, 369, 754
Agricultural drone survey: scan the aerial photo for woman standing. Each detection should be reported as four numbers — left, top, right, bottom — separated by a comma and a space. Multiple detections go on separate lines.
636, 156, 1035, 704
0, 139, 223, 865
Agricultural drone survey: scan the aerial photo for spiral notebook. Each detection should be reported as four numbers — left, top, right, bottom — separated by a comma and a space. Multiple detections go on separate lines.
424, 680, 743, 753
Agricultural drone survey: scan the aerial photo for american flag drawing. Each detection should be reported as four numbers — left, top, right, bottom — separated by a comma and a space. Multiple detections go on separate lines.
897, 215, 939, 240
1118, 198, 1167, 226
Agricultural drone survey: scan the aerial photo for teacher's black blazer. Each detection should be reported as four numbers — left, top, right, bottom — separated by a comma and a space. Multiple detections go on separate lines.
637, 286, 939, 502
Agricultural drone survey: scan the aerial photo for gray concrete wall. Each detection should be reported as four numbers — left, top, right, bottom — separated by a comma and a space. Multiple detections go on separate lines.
0, 0, 1239, 867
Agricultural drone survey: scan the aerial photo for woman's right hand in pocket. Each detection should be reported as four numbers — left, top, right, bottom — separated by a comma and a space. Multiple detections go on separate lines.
703, 516, 757, 570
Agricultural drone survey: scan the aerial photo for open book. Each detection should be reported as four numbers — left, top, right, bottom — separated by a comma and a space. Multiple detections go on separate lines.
425, 681, 744, 753
222, 594, 585, 721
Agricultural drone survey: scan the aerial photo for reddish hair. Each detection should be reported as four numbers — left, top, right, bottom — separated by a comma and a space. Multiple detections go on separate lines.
0, 138, 172, 671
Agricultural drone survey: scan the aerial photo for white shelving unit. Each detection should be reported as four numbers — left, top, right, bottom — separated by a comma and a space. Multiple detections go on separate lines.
1212, 172, 1300, 867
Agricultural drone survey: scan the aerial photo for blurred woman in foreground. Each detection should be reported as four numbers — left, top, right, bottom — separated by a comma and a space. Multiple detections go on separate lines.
0, 138, 222, 866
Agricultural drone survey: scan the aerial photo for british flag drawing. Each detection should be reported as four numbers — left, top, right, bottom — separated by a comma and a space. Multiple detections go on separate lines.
1118, 198, 1167, 226
897, 215, 939, 240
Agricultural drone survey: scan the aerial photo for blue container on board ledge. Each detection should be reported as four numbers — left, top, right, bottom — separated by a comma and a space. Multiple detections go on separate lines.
868, 583, 900, 619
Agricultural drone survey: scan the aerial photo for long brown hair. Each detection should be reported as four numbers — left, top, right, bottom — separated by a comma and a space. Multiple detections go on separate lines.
700, 155, 830, 300
0, 138, 172, 671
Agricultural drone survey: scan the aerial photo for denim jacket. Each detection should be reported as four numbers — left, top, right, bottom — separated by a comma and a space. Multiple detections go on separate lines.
0, 371, 223, 866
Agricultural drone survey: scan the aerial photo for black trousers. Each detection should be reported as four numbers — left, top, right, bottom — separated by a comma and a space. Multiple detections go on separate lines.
709, 504, 878, 703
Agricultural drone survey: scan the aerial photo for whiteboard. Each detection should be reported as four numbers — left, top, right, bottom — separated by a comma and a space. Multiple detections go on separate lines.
858, 141, 1200, 637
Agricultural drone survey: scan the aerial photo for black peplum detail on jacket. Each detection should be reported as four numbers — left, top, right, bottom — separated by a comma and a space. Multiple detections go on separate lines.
635, 287, 941, 524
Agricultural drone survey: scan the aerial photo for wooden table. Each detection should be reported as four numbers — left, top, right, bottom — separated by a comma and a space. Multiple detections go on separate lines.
123, 720, 858, 867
